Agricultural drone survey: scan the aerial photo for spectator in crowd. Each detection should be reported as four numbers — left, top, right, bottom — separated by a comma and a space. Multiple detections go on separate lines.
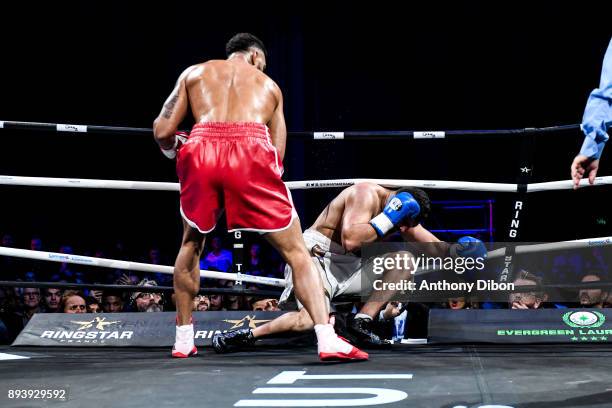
24, 271, 37, 282
58, 245, 78, 280
86, 296, 102, 313
27, 236, 54, 279
61, 290, 87, 314
242, 283, 260, 310
130, 279, 164, 312
89, 289, 103, 304
1, 233, 15, 247
604, 292, 612, 308
148, 248, 162, 264
117, 273, 140, 286
509, 270, 548, 309
579, 272, 609, 308
193, 295, 210, 312
439, 278, 478, 310
223, 280, 242, 311
0, 287, 11, 343
252, 298, 280, 312
19, 287, 42, 326
102, 291, 125, 313
43, 288, 62, 313
209, 293, 225, 311
146, 247, 171, 286
0, 287, 22, 343
0, 287, 15, 313
443, 297, 478, 310
201, 237, 232, 272
30, 236, 43, 251
245, 243, 265, 275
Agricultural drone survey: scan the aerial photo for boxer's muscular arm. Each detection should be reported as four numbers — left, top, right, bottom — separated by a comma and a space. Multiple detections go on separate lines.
341, 187, 380, 252
400, 224, 450, 257
153, 67, 193, 149
268, 85, 287, 161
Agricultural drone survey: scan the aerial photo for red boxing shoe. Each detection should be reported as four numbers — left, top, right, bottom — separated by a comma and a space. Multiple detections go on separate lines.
172, 345, 198, 358
319, 345, 369, 361
315, 324, 369, 362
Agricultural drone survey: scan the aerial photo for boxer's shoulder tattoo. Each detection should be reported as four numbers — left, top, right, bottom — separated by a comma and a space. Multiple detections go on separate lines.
162, 93, 179, 119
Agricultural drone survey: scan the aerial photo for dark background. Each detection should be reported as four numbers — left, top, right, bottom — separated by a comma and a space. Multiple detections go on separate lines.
0, 2, 610, 257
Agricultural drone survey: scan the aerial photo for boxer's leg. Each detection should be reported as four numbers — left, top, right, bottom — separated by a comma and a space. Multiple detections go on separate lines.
253, 308, 314, 338
265, 219, 368, 361
174, 219, 205, 325
264, 218, 329, 325
172, 219, 205, 357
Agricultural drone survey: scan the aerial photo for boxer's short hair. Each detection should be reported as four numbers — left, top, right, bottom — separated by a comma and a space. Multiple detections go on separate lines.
226, 33, 268, 58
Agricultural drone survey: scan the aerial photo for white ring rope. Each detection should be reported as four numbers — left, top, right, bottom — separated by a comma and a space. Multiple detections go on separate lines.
0, 246, 285, 288
1, 236, 609, 288
1, 175, 610, 192
485, 236, 612, 260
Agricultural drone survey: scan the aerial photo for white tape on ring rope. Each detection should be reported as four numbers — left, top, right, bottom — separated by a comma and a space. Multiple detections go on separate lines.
57, 124, 87, 133
413, 131, 445, 139
314, 132, 344, 140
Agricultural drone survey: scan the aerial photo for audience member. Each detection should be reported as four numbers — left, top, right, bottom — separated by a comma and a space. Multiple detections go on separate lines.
245, 243, 266, 275
579, 272, 609, 308
102, 291, 125, 313
61, 290, 87, 314
201, 237, 232, 272
1, 234, 15, 247
58, 245, 79, 280
86, 296, 102, 313
209, 293, 225, 311
443, 297, 478, 310
18, 287, 42, 326
30, 236, 43, 251
43, 288, 62, 312
509, 270, 547, 309
223, 280, 241, 311
131, 279, 164, 312
252, 298, 280, 312
193, 295, 210, 312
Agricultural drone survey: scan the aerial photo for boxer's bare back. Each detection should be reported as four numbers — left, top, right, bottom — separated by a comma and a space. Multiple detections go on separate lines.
156, 57, 287, 158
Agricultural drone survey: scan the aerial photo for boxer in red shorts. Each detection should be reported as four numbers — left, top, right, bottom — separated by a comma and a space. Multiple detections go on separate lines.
153, 33, 366, 361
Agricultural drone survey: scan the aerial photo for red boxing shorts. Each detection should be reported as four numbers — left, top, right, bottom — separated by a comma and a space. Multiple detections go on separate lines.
176, 122, 295, 233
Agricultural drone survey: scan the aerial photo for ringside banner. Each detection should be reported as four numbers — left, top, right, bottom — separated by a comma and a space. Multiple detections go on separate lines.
429, 309, 612, 344
13, 311, 286, 347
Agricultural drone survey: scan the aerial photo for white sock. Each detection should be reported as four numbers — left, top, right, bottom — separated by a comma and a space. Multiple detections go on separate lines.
314, 324, 352, 354
355, 313, 372, 320
175, 324, 194, 345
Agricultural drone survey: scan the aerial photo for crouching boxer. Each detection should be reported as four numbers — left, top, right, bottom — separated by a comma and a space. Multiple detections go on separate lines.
213, 182, 487, 352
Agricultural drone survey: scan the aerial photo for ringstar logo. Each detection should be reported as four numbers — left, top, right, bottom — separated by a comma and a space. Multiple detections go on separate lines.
41, 316, 132, 343
222, 315, 271, 330
71, 317, 120, 331
563, 311, 605, 328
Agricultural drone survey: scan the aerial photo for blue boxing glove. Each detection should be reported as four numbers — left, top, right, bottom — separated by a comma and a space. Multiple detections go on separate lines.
369, 192, 420, 236
450, 236, 487, 259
